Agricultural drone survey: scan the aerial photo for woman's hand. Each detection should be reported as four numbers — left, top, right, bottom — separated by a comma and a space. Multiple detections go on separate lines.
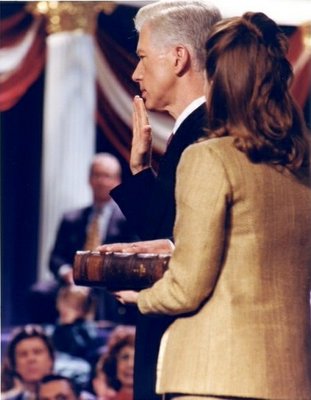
113, 290, 139, 305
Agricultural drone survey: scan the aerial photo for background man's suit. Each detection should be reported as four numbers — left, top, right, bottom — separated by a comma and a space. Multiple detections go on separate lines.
111, 103, 208, 400
51, 200, 137, 324
50, 201, 136, 278
30, 200, 137, 324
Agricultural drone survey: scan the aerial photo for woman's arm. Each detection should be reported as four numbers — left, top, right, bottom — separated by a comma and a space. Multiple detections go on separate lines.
137, 141, 231, 315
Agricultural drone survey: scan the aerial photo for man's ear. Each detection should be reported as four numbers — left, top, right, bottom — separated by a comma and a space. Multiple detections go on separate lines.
174, 45, 191, 76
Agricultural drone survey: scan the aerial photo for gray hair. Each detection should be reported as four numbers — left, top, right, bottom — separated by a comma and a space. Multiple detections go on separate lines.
134, 0, 221, 70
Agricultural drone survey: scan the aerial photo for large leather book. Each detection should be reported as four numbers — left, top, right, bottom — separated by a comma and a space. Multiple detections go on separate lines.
73, 250, 171, 290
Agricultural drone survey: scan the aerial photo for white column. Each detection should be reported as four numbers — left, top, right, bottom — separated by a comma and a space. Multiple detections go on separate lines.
38, 31, 95, 280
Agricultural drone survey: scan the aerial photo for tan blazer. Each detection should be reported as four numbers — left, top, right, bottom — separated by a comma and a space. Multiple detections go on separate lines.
138, 137, 311, 399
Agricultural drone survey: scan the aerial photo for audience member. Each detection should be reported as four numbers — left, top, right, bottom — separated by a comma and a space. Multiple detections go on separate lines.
113, 11, 311, 399
92, 326, 135, 400
99, 1, 221, 399
38, 374, 81, 400
1, 325, 54, 400
52, 286, 103, 365
92, 369, 117, 400
29, 152, 137, 325
38, 374, 96, 400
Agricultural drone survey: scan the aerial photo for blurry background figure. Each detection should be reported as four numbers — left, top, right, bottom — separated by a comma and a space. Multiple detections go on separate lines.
1, 325, 54, 400
92, 368, 117, 400
92, 326, 135, 400
38, 374, 81, 400
38, 374, 95, 400
1, 324, 95, 397
52, 286, 103, 366
29, 152, 138, 325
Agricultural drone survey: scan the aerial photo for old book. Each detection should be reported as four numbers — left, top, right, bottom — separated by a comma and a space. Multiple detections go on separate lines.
73, 250, 171, 290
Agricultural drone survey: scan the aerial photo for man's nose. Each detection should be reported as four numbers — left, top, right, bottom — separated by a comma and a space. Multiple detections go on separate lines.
132, 62, 142, 82
26, 353, 37, 362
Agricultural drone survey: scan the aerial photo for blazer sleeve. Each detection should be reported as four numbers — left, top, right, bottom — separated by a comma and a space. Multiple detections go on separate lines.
138, 142, 232, 315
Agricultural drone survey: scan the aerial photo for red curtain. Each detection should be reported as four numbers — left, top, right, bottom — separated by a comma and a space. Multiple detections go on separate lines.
1, 6, 310, 151
287, 27, 311, 107
0, 11, 47, 111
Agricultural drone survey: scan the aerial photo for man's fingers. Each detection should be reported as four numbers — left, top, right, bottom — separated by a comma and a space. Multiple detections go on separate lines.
97, 242, 140, 253
97, 243, 127, 252
97, 239, 174, 255
134, 95, 149, 130
136, 96, 149, 126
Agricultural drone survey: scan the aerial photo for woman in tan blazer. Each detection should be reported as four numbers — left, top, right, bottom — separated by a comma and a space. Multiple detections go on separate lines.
111, 11, 311, 400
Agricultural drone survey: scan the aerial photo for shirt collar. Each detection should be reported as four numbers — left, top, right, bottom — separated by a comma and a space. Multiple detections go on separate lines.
173, 96, 206, 134
93, 199, 113, 215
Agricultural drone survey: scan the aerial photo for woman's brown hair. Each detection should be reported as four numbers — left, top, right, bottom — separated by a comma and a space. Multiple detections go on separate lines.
205, 12, 309, 171
96, 325, 135, 391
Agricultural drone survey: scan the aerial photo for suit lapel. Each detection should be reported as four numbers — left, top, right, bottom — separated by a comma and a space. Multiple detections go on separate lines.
159, 103, 208, 177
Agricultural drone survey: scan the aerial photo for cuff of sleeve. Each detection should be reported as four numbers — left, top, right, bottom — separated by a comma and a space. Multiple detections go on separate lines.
111, 168, 155, 200
110, 168, 157, 238
137, 288, 151, 314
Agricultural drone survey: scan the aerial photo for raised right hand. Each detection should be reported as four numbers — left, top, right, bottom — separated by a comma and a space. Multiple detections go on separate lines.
130, 95, 152, 174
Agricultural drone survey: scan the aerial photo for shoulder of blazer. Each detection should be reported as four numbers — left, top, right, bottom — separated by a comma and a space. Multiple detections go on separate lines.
184, 136, 238, 164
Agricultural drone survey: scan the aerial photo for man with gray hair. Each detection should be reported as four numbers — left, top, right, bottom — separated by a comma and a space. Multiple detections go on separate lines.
102, 2, 222, 399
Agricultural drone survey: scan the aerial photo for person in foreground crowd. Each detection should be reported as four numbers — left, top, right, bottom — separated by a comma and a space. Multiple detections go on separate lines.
1, 325, 54, 400
38, 375, 81, 400
108, 11, 311, 400
52, 286, 102, 365
103, 2, 221, 399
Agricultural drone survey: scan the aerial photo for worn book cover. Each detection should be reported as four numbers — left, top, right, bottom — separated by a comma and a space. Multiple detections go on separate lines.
73, 250, 170, 290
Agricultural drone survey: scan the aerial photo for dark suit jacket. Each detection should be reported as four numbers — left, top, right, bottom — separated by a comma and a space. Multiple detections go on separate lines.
49, 200, 136, 278
111, 104, 208, 241
48, 200, 138, 324
111, 104, 208, 400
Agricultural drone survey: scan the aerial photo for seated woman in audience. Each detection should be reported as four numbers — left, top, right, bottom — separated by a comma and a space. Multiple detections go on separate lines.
1, 325, 54, 400
52, 286, 102, 364
92, 326, 135, 400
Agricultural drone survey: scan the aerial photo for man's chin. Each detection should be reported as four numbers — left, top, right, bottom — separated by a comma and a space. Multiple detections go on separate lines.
143, 98, 166, 113
143, 100, 156, 111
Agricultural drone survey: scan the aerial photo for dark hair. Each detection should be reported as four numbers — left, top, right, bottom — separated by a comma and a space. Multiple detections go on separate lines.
97, 326, 135, 391
39, 374, 80, 398
205, 11, 309, 171
1, 325, 54, 392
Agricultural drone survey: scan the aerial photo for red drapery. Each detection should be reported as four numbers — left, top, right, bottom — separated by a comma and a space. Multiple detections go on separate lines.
0, 11, 47, 111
